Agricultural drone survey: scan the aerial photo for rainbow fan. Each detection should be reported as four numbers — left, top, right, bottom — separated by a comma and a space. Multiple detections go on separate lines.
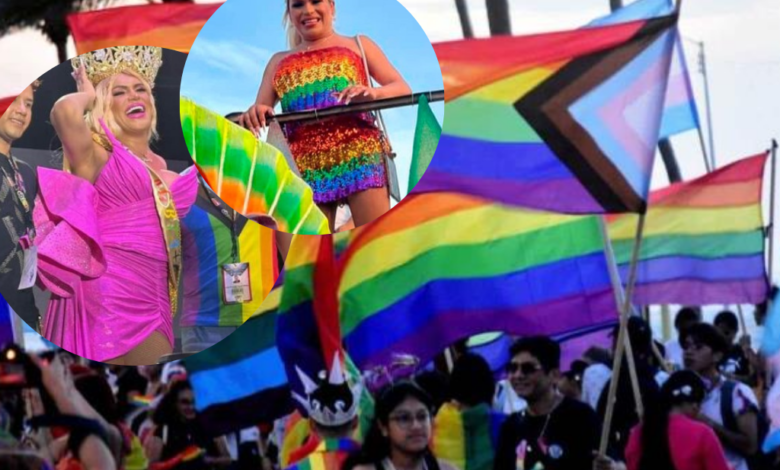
180, 97, 330, 234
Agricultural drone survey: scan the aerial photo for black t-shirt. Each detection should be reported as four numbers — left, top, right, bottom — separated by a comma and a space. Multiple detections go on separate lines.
720, 345, 751, 377
494, 397, 600, 470
0, 153, 38, 325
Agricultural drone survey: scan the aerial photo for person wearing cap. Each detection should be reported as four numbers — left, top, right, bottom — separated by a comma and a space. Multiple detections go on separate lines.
682, 323, 759, 470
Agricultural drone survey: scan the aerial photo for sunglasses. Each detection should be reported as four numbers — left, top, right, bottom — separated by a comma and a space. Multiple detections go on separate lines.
506, 361, 543, 376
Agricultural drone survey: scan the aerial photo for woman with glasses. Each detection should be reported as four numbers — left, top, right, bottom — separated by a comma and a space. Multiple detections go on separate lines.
344, 381, 456, 470
142, 380, 231, 469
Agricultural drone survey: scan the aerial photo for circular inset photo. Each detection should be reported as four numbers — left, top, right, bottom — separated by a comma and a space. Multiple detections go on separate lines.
0, 47, 283, 365
180, 0, 444, 234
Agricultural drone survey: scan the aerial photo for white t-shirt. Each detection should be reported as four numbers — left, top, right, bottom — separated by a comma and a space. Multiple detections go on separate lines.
581, 363, 612, 411
700, 378, 759, 470
664, 339, 684, 371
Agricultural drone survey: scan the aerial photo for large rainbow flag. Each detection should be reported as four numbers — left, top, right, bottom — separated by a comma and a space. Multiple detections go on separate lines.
185, 310, 293, 437
338, 192, 618, 370
180, 200, 279, 326
589, 0, 700, 138
608, 152, 770, 305
67, 3, 222, 54
0, 96, 14, 119
418, 16, 677, 214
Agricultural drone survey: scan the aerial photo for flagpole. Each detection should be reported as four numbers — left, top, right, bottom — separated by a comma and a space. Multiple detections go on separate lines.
599, 213, 647, 456
454, 0, 475, 38
769, 139, 778, 284
598, 217, 645, 415
698, 40, 717, 169
269, 90, 445, 124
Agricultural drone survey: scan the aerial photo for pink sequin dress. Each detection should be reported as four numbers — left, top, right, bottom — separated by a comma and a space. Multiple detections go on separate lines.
33, 121, 198, 362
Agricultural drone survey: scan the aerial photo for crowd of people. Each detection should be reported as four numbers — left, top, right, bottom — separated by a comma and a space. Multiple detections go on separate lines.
0, 301, 775, 470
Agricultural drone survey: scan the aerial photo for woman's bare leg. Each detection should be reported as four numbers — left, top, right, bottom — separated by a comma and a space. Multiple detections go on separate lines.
105, 331, 172, 366
318, 202, 338, 233
348, 186, 390, 228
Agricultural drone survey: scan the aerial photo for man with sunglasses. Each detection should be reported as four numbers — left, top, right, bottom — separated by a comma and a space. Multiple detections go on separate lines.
494, 336, 600, 470
682, 323, 759, 470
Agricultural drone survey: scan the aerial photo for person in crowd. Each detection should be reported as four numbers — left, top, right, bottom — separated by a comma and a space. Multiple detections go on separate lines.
413, 370, 450, 415
682, 323, 759, 470
714, 310, 757, 386
494, 336, 600, 470
345, 381, 457, 470
593, 371, 731, 470
666, 307, 702, 371
596, 317, 663, 460
0, 81, 41, 326
433, 353, 504, 470
239, 0, 411, 232
143, 380, 231, 469
559, 360, 588, 401
580, 346, 613, 410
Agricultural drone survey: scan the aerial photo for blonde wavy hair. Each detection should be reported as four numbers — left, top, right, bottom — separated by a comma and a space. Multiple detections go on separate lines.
282, 0, 335, 49
85, 69, 159, 146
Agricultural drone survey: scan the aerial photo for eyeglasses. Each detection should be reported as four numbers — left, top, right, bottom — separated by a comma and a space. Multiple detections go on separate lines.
389, 411, 431, 429
506, 361, 543, 376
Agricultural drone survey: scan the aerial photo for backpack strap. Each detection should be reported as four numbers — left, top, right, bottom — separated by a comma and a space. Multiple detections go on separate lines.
720, 379, 739, 433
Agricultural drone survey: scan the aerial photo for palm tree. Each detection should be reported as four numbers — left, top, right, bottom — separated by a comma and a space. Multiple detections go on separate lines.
0, 0, 118, 63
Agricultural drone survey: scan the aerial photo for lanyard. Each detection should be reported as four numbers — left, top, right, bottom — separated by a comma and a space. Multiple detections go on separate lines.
200, 178, 240, 263
1, 156, 35, 240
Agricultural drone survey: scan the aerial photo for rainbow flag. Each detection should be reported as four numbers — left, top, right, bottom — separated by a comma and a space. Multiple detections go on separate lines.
180, 199, 279, 326
185, 310, 293, 437
418, 17, 677, 214
433, 403, 506, 470
338, 192, 618, 370
589, 0, 699, 138
67, 3, 221, 54
608, 153, 770, 305
0, 96, 14, 119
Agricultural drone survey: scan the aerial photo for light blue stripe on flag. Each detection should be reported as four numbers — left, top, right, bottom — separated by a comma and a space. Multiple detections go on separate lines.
190, 347, 288, 411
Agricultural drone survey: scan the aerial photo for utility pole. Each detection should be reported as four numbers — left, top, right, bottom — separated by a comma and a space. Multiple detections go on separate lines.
486, 0, 512, 35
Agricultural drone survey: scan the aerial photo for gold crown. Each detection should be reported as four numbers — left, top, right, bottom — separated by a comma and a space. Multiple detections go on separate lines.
71, 46, 163, 88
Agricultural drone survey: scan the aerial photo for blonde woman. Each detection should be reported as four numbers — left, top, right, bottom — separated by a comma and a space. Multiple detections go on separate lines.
33, 47, 198, 364
240, 0, 410, 231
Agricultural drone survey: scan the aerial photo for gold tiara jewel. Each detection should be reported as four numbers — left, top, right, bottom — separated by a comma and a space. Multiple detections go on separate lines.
71, 46, 163, 88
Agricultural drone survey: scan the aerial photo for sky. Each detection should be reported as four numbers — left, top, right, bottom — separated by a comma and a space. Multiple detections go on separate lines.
179, 0, 445, 197
0, 0, 778, 342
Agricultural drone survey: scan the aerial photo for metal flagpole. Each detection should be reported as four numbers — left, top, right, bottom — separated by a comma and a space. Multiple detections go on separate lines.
599, 214, 647, 456
698, 41, 717, 170
270, 90, 445, 124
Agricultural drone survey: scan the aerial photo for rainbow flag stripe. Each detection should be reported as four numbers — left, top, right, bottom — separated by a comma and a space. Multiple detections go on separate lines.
433, 403, 506, 470
67, 3, 221, 54
338, 192, 618, 370
181, 202, 278, 326
608, 153, 770, 305
418, 16, 677, 213
180, 97, 330, 235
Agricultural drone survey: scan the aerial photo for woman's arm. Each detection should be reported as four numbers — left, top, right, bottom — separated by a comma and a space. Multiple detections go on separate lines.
240, 52, 285, 134
50, 64, 105, 182
338, 36, 411, 104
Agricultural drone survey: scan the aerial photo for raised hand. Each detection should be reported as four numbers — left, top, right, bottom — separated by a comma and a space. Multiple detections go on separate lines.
239, 103, 275, 136
72, 61, 96, 105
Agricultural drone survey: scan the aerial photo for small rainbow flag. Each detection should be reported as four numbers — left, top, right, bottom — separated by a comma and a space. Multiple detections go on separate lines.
433, 403, 506, 470
419, 16, 678, 214
129, 394, 155, 408
608, 153, 770, 305
67, 3, 222, 55
149, 445, 205, 470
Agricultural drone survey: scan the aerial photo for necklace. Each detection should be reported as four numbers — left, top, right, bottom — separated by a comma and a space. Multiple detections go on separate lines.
304, 33, 335, 51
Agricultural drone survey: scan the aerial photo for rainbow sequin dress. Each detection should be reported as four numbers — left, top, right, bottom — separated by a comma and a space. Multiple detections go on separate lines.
274, 46, 388, 205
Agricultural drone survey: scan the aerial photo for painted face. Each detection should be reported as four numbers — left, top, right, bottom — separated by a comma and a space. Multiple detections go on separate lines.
288, 0, 335, 41
0, 85, 34, 147
109, 73, 153, 137
382, 397, 431, 455
176, 388, 196, 421
507, 352, 555, 401
682, 337, 720, 374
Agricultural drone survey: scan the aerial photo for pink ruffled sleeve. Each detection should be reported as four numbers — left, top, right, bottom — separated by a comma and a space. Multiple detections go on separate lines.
33, 168, 106, 298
